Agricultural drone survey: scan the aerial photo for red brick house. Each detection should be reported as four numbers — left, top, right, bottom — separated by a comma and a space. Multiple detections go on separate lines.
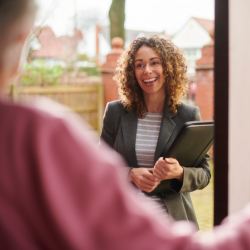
31, 26, 83, 66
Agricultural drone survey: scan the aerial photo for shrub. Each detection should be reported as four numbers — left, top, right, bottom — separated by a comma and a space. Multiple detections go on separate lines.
21, 60, 63, 86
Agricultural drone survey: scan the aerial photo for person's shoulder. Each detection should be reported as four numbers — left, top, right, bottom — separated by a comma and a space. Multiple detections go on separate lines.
0, 100, 65, 148
107, 100, 124, 109
175, 102, 200, 120
0, 98, 95, 139
178, 102, 199, 113
106, 100, 127, 114
0, 99, 52, 125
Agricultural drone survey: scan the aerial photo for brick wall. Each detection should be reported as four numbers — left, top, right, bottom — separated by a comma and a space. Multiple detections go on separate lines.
196, 69, 214, 121
101, 72, 119, 108
195, 40, 214, 159
99, 37, 123, 109
195, 41, 214, 121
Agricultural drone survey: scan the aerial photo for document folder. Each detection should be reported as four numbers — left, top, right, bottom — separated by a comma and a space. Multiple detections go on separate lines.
147, 121, 214, 196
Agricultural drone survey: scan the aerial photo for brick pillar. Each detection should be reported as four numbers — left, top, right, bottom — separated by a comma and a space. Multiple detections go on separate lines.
196, 35, 214, 159
99, 37, 124, 109
196, 39, 214, 121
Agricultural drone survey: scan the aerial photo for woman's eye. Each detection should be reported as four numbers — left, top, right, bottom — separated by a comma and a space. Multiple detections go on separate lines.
136, 64, 143, 68
152, 61, 159, 65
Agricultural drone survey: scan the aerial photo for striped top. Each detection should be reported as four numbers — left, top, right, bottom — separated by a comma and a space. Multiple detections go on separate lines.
136, 113, 162, 167
135, 112, 169, 222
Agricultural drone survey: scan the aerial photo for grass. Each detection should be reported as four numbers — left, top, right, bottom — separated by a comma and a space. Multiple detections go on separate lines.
190, 162, 214, 232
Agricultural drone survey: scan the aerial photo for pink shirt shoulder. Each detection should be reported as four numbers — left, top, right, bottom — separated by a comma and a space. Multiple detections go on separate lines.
0, 99, 250, 250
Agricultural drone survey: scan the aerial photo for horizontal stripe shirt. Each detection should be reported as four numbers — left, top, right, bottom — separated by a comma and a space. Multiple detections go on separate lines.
135, 112, 168, 222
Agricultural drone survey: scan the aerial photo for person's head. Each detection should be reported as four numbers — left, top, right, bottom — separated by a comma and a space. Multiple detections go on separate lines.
114, 36, 189, 117
0, 0, 36, 90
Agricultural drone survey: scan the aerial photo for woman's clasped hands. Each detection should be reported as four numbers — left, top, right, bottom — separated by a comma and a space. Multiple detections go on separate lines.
129, 158, 184, 193
153, 157, 184, 182
129, 168, 161, 193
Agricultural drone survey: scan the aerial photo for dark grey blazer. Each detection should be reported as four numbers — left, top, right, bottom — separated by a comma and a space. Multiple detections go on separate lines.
100, 98, 211, 229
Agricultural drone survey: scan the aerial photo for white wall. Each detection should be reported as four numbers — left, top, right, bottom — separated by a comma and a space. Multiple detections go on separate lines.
172, 18, 211, 49
229, 0, 250, 214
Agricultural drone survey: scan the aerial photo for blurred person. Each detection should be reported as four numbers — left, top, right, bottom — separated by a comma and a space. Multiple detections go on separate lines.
1, 0, 250, 250
100, 36, 210, 229
189, 80, 197, 102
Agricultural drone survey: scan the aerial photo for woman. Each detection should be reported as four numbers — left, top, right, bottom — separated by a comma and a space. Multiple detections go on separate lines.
100, 36, 211, 229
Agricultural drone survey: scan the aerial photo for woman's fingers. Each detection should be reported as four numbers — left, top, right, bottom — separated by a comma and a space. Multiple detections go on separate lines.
142, 172, 160, 186
140, 182, 159, 193
130, 168, 160, 191
145, 171, 159, 182
142, 177, 158, 186
138, 180, 159, 193
154, 157, 181, 180
164, 157, 177, 164
153, 167, 163, 180
141, 184, 157, 193
153, 157, 184, 181
153, 159, 168, 179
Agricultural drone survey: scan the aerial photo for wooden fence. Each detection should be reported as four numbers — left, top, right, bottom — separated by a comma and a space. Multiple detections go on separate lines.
7, 84, 104, 135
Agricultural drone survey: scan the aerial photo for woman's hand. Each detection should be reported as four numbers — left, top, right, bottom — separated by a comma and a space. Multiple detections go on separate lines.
129, 168, 161, 193
153, 158, 184, 182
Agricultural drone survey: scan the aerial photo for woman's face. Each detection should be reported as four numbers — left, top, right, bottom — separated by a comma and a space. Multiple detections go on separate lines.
134, 45, 165, 98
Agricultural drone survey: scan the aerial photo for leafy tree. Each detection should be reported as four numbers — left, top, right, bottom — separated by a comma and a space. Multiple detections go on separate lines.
109, 0, 126, 41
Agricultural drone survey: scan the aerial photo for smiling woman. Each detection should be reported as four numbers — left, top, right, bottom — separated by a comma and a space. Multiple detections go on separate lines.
134, 46, 166, 103
114, 36, 189, 118
100, 36, 211, 230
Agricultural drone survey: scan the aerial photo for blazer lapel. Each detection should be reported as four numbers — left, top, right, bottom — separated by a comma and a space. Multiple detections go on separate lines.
121, 111, 138, 167
154, 101, 176, 162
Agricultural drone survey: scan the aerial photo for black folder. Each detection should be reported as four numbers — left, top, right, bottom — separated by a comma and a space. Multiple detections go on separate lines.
147, 121, 214, 196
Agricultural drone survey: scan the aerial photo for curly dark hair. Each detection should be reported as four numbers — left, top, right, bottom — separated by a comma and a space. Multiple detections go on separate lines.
114, 36, 189, 118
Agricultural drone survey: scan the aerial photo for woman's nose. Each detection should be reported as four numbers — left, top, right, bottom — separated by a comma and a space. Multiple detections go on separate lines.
144, 64, 152, 74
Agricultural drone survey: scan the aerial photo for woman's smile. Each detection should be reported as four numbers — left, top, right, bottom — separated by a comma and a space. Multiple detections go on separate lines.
142, 77, 158, 85
134, 45, 165, 98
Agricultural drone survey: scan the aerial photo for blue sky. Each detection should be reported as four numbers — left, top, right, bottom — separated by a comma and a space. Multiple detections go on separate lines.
36, 0, 214, 36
